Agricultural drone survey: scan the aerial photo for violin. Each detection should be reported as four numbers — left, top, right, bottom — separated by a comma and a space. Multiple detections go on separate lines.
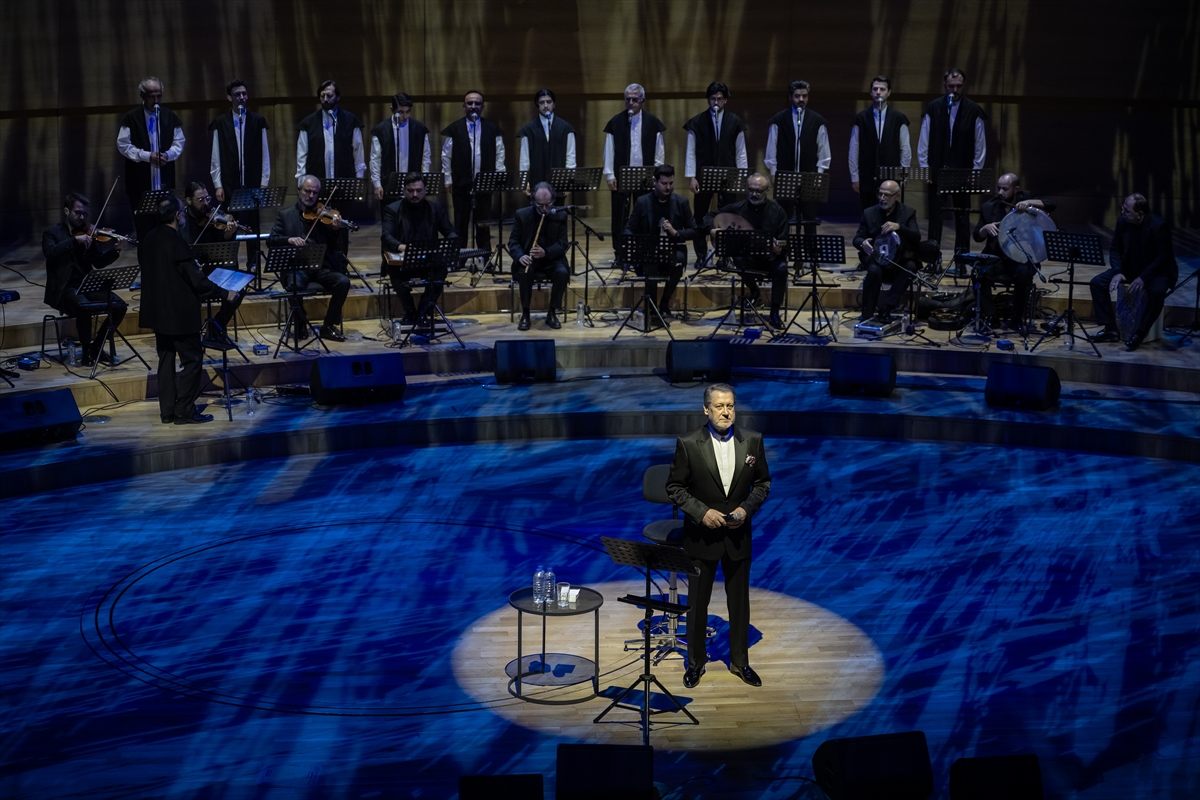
74, 224, 136, 246
301, 202, 359, 232
205, 207, 252, 234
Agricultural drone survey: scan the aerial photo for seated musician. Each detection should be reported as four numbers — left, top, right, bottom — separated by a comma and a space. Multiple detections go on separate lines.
267, 174, 351, 342
972, 173, 1054, 333
381, 172, 457, 325
41, 192, 129, 366
622, 164, 696, 323
852, 179, 921, 320
180, 181, 245, 341
703, 172, 789, 329
507, 182, 569, 331
1090, 193, 1178, 351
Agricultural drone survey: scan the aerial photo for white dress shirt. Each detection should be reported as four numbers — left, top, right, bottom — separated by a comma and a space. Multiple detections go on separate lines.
440, 119, 506, 184
117, 108, 186, 191
916, 97, 987, 170
709, 425, 736, 495
209, 111, 271, 189
763, 107, 831, 176
602, 111, 667, 180
517, 115, 578, 172
369, 121, 433, 189
846, 105, 911, 183
294, 109, 366, 179
684, 109, 749, 178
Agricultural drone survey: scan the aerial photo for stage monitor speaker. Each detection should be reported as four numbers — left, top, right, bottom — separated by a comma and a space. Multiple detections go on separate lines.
0, 388, 82, 450
556, 744, 654, 800
666, 340, 732, 383
984, 363, 1060, 410
812, 730, 934, 800
309, 354, 406, 405
459, 773, 543, 800
949, 754, 1043, 800
494, 339, 556, 384
829, 351, 896, 398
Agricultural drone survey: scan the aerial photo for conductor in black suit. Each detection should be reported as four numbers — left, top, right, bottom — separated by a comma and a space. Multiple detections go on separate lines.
623, 164, 696, 320
853, 179, 921, 320
667, 383, 772, 689
139, 196, 238, 425
381, 173, 458, 324
507, 182, 569, 331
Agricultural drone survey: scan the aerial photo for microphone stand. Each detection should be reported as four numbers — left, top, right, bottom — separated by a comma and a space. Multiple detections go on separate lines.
875, 252, 942, 346
562, 205, 605, 327
1004, 228, 1046, 349
468, 114, 479, 251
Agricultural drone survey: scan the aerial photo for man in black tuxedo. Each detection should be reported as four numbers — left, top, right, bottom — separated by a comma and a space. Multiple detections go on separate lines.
507, 182, 569, 330
667, 383, 772, 689
42, 192, 128, 366
1090, 193, 1179, 350
267, 174, 352, 342
853, 179, 921, 320
138, 197, 238, 425
441, 91, 505, 253
623, 164, 696, 321
381, 173, 457, 324
117, 76, 185, 241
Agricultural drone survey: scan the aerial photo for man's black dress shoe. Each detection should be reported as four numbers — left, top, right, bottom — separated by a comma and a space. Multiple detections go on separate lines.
161, 415, 175, 424
683, 664, 705, 689
1125, 332, 1145, 351
1094, 326, 1121, 343
546, 308, 562, 329
319, 325, 345, 342
174, 412, 214, 425
517, 312, 532, 331
768, 313, 785, 330
729, 664, 762, 687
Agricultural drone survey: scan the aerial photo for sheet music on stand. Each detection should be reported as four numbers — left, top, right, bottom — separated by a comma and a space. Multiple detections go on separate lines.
876, 166, 930, 183
391, 238, 459, 278
937, 168, 994, 195
383, 171, 444, 203
773, 172, 829, 204
133, 189, 181, 216
787, 234, 846, 266
617, 234, 677, 279
318, 178, 367, 204
550, 167, 603, 193
190, 241, 241, 270
227, 186, 288, 213
474, 170, 525, 195
262, 243, 327, 275
616, 166, 654, 194
714, 229, 775, 263
1043, 231, 1105, 266
76, 264, 141, 295
698, 166, 749, 194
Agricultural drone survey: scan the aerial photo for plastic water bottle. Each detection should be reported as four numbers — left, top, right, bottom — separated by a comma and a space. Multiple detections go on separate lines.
533, 565, 546, 607
576, 301, 584, 325
246, 387, 255, 417
392, 319, 403, 343
543, 566, 556, 607
66, 340, 78, 367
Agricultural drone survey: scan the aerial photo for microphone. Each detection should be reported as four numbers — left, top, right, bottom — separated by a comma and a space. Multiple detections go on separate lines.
468, 111, 479, 122
153, 103, 160, 115
238, 104, 246, 117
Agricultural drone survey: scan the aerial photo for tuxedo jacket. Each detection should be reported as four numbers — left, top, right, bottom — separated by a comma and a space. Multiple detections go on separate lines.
666, 425, 771, 561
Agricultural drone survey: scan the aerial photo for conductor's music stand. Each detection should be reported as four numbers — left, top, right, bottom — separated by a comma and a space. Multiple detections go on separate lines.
382, 171, 444, 204
613, 234, 678, 341
593, 536, 700, 746
776, 233, 845, 342
706, 230, 776, 338
228, 186, 287, 288
876, 166, 929, 204
774, 171, 828, 233
1030, 230, 1105, 358
263, 243, 330, 357
75, 265, 150, 378
133, 189, 179, 219
191, 241, 248, 349
389, 238, 465, 349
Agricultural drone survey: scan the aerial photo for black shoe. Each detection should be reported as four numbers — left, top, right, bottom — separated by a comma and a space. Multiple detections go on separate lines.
399, 311, 418, 326
748, 289, 762, 306
1094, 326, 1121, 343
517, 312, 531, 331
174, 411, 214, 425
683, 664, 706, 689
768, 313, 785, 330
160, 415, 175, 424
96, 349, 115, 365
319, 325, 345, 342
729, 664, 762, 687
1125, 332, 1145, 351
546, 308, 562, 329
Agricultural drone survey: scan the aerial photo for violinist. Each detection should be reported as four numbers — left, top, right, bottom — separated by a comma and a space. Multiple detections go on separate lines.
181, 181, 247, 341
42, 192, 129, 366
267, 174, 351, 342
703, 173, 790, 329
973, 173, 1055, 333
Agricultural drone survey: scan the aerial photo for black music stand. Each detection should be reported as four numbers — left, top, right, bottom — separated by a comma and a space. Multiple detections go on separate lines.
191, 241, 249, 351
1031, 231, 1105, 357
616, 166, 654, 196
314, 178, 373, 293
706, 230, 776, 338
550, 168, 608, 311
593, 536, 701, 745
75, 265, 150, 378
389, 238, 465, 348
228, 186, 287, 287
776, 233, 845, 342
876, 166, 929, 204
613, 234, 678, 341
193, 242, 255, 419
692, 167, 750, 272
472, 170, 524, 281
774, 171, 828, 233
382, 171, 444, 204
133, 189, 179, 219
264, 243, 330, 357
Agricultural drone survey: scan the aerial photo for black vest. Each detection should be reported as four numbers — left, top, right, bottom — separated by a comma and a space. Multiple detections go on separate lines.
603, 111, 666, 170
684, 109, 744, 168
767, 106, 827, 173
119, 105, 183, 195
209, 110, 269, 192
851, 105, 909, 181
370, 117, 430, 177
517, 115, 575, 187
923, 95, 987, 173
441, 117, 503, 189
298, 108, 364, 179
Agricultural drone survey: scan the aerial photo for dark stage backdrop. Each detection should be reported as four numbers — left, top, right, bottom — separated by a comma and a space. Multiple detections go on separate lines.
1, 0, 1196, 244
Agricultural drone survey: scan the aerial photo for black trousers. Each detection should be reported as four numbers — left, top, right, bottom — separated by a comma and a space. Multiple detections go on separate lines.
927, 189, 972, 252
155, 332, 204, 420
687, 552, 751, 670
286, 267, 351, 327
692, 190, 736, 259
451, 190, 493, 253
862, 259, 916, 316
1089, 269, 1172, 336
515, 258, 569, 311
387, 264, 449, 316
610, 191, 649, 253
636, 250, 687, 310
980, 259, 1034, 322
56, 290, 128, 355
740, 257, 789, 311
